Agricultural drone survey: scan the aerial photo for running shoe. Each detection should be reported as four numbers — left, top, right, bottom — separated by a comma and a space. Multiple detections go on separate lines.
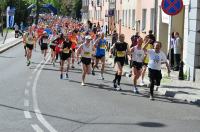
113, 80, 117, 88
66, 73, 69, 79
60, 74, 63, 79
92, 70, 95, 76
27, 60, 31, 66
116, 85, 122, 91
133, 87, 139, 94
140, 81, 145, 86
81, 82, 85, 86
155, 86, 159, 91
71, 65, 75, 69
53, 62, 55, 67
150, 95, 155, 101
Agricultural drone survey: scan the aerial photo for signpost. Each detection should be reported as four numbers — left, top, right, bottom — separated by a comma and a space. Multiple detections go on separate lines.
161, 0, 183, 16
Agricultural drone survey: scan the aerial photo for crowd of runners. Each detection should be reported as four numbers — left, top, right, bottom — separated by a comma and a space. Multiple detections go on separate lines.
22, 15, 170, 100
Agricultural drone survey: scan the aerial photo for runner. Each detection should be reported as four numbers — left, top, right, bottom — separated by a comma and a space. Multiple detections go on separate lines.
23, 26, 36, 66
69, 30, 78, 68
130, 37, 145, 93
39, 31, 49, 60
49, 30, 58, 66
77, 35, 94, 86
93, 32, 107, 80
143, 41, 170, 100
60, 39, 72, 79
140, 36, 154, 86
110, 34, 131, 91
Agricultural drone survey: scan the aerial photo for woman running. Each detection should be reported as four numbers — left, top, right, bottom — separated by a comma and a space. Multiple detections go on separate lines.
77, 35, 94, 86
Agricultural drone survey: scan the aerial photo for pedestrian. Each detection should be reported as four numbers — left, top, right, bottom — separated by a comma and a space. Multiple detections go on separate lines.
92, 32, 107, 80
140, 36, 153, 86
69, 29, 78, 68
143, 41, 170, 100
77, 35, 94, 86
168, 32, 175, 69
110, 34, 131, 91
39, 31, 49, 60
112, 30, 118, 45
23, 26, 36, 66
14, 23, 19, 38
174, 32, 182, 71
130, 37, 145, 93
147, 30, 156, 45
60, 39, 72, 79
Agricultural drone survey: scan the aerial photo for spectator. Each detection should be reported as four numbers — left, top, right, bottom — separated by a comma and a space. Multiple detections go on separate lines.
174, 32, 182, 71
14, 23, 19, 38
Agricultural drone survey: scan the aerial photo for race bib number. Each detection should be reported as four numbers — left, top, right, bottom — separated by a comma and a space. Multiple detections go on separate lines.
117, 51, 125, 57
84, 52, 91, 57
153, 55, 160, 64
63, 48, 70, 53
100, 44, 106, 49
43, 38, 48, 43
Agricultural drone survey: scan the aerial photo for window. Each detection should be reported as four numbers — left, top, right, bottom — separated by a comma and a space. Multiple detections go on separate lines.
132, 10, 135, 29
142, 9, 147, 31
150, 8, 155, 31
129, 9, 131, 28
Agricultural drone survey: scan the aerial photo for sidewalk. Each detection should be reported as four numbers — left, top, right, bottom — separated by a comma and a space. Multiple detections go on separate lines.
105, 36, 200, 105
0, 31, 22, 53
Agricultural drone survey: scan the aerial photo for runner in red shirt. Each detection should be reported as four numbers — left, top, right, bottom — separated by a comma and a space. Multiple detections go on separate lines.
69, 29, 78, 68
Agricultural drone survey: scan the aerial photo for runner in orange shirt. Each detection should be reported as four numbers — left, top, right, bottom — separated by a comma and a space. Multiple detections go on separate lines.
69, 29, 78, 68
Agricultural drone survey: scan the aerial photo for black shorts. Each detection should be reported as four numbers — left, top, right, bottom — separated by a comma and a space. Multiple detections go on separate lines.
114, 57, 125, 66
26, 44, 34, 50
60, 52, 71, 60
143, 62, 148, 66
81, 57, 91, 65
132, 61, 143, 70
72, 48, 76, 52
95, 55, 105, 59
50, 45, 56, 51
41, 43, 48, 50
15, 30, 19, 34
148, 68, 162, 86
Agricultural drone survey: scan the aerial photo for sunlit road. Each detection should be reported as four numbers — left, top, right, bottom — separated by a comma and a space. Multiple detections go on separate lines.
0, 44, 200, 132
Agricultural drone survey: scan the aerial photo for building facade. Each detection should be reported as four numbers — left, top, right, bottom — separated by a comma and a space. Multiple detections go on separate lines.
83, 0, 200, 82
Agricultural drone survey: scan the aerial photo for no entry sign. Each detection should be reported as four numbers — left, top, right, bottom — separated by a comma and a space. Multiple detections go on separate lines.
161, 0, 183, 16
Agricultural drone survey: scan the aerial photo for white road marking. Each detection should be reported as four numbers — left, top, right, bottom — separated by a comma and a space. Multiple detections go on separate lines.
26, 81, 31, 87
31, 124, 44, 132
24, 99, 29, 107
24, 111, 32, 119
25, 89, 29, 96
32, 55, 57, 132
32, 60, 44, 74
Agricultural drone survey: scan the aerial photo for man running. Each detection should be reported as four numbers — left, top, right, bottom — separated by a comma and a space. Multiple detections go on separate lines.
39, 31, 49, 60
23, 26, 36, 66
69, 30, 78, 68
60, 39, 72, 79
93, 32, 107, 80
143, 41, 170, 100
110, 34, 130, 91
77, 35, 94, 86
130, 37, 145, 93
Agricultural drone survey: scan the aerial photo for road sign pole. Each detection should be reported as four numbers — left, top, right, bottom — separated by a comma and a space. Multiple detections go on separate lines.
169, 15, 173, 68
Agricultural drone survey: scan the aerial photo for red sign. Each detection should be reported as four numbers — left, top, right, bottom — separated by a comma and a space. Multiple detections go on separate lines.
161, 0, 183, 16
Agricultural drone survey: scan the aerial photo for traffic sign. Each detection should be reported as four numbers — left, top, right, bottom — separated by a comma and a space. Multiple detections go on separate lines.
161, 0, 183, 16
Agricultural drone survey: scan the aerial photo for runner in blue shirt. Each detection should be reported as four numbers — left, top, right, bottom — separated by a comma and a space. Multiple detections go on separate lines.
92, 32, 107, 80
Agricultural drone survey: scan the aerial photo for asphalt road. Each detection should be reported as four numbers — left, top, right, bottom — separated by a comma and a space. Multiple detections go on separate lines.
0, 44, 200, 132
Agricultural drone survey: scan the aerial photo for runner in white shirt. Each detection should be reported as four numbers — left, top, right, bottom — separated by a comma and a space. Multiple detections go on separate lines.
130, 37, 145, 93
77, 35, 94, 86
143, 41, 170, 100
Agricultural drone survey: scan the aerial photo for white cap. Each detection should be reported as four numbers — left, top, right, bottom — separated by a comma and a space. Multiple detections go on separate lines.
85, 35, 92, 40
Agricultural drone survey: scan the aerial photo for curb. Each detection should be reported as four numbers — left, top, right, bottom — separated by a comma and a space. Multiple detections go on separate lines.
0, 39, 22, 53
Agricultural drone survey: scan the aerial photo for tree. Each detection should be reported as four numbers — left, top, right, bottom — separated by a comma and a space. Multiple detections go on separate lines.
71, 0, 82, 19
